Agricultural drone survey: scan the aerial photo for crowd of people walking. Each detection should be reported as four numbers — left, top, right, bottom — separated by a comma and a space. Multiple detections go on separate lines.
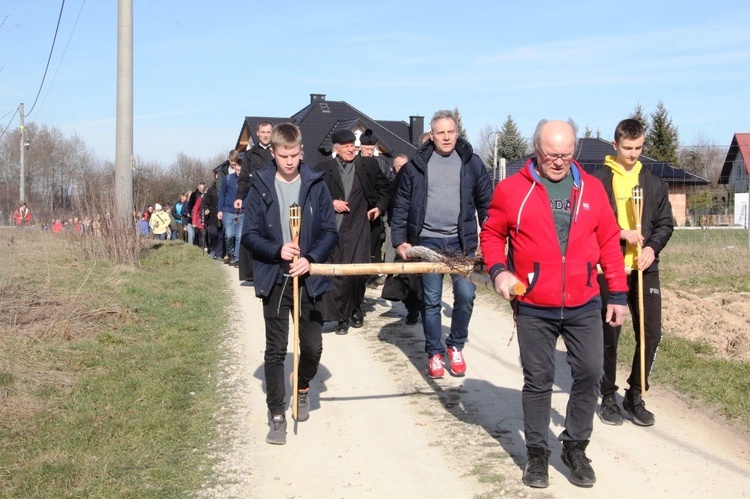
81, 111, 672, 490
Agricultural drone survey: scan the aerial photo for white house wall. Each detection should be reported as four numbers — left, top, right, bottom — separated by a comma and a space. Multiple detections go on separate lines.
734, 193, 749, 228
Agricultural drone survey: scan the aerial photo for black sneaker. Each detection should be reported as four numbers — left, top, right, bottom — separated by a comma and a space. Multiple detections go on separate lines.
561, 441, 596, 487
405, 310, 420, 325
623, 389, 655, 426
335, 321, 349, 335
266, 414, 287, 445
296, 390, 310, 422
600, 394, 624, 426
522, 447, 550, 488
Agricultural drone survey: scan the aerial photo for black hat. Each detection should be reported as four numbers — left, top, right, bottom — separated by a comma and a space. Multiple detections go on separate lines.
331, 129, 356, 144
359, 128, 377, 146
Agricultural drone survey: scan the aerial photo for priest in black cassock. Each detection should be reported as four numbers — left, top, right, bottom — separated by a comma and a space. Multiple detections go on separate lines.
316, 129, 390, 334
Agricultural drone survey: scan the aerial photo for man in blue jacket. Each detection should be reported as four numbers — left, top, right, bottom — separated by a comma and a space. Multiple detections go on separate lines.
218, 159, 242, 266
242, 123, 338, 445
392, 109, 493, 379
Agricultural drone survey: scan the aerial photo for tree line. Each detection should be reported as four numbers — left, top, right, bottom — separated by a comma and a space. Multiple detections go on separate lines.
480, 102, 683, 165
0, 122, 223, 222
0, 101, 727, 223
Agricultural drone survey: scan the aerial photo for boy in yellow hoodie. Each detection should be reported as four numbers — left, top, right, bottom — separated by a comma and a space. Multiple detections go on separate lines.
593, 119, 674, 427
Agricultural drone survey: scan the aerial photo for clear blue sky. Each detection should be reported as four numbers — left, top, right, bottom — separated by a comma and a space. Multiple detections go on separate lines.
2, 0, 748, 166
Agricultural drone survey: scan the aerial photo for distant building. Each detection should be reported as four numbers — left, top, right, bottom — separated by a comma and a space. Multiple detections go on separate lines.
505, 137, 709, 227
234, 94, 423, 168
718, 133, 750, 193
718, 133, 750, 226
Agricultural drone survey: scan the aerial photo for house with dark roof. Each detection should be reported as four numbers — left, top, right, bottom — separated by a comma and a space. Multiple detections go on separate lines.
717, 133, 750, 227
718, 133, 750, 193
505, 137, 709, 226
234, 94, 423, 168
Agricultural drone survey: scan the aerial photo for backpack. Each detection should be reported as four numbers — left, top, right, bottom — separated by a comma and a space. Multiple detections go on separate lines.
173, 202, 183, 222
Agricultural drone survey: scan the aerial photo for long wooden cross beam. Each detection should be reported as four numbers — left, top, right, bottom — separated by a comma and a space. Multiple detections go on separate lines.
309, 247, 526, 296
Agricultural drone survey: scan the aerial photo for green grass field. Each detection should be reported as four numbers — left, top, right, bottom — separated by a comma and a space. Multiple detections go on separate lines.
0, 230, 227, 498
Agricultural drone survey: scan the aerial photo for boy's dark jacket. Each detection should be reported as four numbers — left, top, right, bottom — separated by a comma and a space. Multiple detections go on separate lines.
242, 162, 338, 299
592, 165, 674, 272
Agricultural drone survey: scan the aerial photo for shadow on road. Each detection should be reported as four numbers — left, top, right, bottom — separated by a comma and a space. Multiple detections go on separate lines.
373, 295, 579, 473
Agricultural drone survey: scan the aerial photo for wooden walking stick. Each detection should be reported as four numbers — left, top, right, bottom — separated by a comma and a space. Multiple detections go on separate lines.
289, 203, 302, 420
632, 186, 647, 393
309, 246, 526, 297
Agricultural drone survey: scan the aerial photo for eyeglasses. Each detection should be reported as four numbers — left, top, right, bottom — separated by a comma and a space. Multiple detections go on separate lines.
538, 147, 574, 162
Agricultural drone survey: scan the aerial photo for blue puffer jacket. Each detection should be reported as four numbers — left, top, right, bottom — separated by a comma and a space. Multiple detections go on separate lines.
241, 162, 338, 299
391, 137, 493, 253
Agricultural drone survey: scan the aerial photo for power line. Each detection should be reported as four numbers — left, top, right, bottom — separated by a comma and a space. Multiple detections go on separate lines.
0, 107, 20, 142
33, 0, 87, 121
24, 0, 66, 118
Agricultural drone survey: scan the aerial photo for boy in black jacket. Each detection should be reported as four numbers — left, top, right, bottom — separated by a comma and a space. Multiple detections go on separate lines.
242, 123, 338, 445
594, 118, 674, 427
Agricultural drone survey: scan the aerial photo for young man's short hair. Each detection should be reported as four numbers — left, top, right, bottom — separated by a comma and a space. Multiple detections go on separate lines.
614, 118, 645, 142
258, 121, 273, 130
271, 123, 303, 150
228, 149, 240, 163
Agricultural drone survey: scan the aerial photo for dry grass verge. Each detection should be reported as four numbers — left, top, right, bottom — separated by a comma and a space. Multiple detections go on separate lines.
0, 226, 227, 497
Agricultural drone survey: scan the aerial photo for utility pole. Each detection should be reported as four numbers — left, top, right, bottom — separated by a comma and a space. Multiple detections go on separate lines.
115, 0, 133, 221
493, 133, 499, 184
19, 103, 25, 203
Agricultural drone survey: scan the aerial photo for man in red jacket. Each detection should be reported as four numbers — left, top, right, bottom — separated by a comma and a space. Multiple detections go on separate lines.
480, 119, 628, 489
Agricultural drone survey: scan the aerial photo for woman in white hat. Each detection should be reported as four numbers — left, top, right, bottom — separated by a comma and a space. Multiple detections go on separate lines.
149, 203, 172, 240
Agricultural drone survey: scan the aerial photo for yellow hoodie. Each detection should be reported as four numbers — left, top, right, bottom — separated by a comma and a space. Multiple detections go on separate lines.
604, 155, 642, 269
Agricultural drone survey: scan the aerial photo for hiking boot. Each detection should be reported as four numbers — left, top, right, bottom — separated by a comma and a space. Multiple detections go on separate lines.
427, 354, 444, 379
600, 394, 624, 426
623, 389, 655, 426
335, 320, 349, 335
405, 310, 420, 325
446, 346, 466, 376
351, 307, 364, 328
266, 414, 287, 445
296, 390, 310, 422
366, 275, 385, 289
561, 440, 596, 487
222, 255, 229, 264
522, 447, 550, 488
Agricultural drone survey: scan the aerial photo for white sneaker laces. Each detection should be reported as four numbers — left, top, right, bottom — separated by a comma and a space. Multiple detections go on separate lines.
430, 355, 444, 369
450, 348, 464, 363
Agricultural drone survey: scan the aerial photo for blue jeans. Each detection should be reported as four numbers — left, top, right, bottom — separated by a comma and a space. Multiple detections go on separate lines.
420, 237, 476, 357
223, 211, 243, 262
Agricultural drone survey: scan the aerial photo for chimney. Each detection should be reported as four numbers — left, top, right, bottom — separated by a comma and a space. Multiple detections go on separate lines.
310, 94, 326, 104
409, 115, 424, 147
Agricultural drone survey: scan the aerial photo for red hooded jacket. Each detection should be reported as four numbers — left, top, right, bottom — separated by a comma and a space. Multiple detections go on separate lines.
480, 159, 627, 319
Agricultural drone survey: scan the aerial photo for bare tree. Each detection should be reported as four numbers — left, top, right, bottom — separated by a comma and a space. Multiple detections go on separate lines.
678, 133, 724, 183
